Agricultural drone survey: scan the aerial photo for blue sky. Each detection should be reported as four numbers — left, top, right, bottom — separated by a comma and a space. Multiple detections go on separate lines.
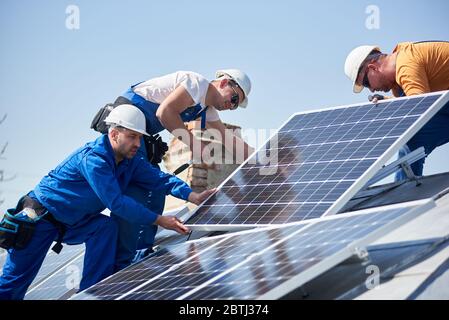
1, 0, 448, 212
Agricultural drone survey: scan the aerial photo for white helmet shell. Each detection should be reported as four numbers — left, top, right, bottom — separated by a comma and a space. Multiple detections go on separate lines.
104, 104, 149, 136
215, 69, 251, 108
344, 45, 380, 93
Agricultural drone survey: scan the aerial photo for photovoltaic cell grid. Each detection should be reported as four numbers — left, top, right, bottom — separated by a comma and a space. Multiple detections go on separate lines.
73, 200, 432, 300
72, 239, 216, 300
73, 224, 304, 300
25, 250, 85, 300
188, 205, 423, 300
0, 244, 85, 300
186, 93, 446, 228
27, 243, 85, 290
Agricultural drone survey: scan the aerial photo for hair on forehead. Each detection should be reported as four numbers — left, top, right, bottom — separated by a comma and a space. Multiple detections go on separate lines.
364, 50, 385, 63
108, 124, 124, 134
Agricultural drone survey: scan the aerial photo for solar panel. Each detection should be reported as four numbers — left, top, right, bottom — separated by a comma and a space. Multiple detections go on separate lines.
25, 250, 85, 300
24, 244, 85, 299
72, 240, 216, 300
0, 248, 6, 271
72, 199, 433, 300
185, 92, 448, 230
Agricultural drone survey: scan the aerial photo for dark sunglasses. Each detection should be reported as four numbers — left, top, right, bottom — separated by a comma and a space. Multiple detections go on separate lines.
228, 83, 240, 110
362, 67, 371, 88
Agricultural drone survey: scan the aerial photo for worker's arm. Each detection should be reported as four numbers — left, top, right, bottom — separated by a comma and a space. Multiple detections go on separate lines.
156, 86, 206, 154
80, 153, 160, 226
206, 119, 255, 161
81, 155, 214, 235
133, 159, 217, 203
133, 158, 218, 201
154, 188, 216, 234
132, 158, 193, 199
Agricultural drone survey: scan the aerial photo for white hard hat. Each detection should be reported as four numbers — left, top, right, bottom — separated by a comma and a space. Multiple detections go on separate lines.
215, 69, 251, 108
104, 104, 149, 136
344, 45, 380, 93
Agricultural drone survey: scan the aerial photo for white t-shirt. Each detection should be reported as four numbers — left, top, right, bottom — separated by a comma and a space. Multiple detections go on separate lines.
132, 71, 220, 122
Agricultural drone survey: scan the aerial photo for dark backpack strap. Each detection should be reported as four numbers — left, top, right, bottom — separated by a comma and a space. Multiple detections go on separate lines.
43, 213, 66, 254
200, 106, 208, 129
143, 134, 168, 165
90, 96, 136, 134
113, 96, 133, 105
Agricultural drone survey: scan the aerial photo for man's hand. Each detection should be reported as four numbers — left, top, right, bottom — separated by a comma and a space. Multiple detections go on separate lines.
188, 188, 217, 205
368, 94, 385, 104
154, 215, 190, 235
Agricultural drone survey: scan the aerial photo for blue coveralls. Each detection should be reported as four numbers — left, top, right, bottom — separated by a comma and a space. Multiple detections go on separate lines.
395, 98, 449, 181
113, 86, 208, 271
0, 135, 192, 299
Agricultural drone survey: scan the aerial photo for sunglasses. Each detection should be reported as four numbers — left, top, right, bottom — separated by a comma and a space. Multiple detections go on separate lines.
228, 83, 240, 110
362, 67, 371, 89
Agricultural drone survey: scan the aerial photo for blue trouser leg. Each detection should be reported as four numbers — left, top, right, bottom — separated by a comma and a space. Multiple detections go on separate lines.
0, 220, 57, 300
113, 182, 165, 272
136, 225, 158, 251
112, 212, 143, 271
136, 183, 164, 252
395, 101, 449, 181
63, 214, 118, 291
0, 214, 117, 299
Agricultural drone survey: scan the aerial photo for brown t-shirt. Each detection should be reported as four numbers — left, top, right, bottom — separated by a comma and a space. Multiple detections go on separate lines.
392, 41, 449, 97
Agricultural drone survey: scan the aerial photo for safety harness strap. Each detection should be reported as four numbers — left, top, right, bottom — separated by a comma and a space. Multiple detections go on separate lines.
43, 213, 66, 254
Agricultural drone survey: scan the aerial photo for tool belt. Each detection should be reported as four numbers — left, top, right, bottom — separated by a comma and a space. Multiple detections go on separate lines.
0, 195, 66, 253
90, 97, 168, 165
0, 209, 36, 251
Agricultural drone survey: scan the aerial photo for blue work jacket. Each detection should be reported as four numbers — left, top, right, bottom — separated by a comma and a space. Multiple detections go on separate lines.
31, 134, 192, 226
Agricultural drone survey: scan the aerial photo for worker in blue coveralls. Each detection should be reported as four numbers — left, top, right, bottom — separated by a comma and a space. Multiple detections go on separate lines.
0, 104, 215, 300
92, 69, 254, 271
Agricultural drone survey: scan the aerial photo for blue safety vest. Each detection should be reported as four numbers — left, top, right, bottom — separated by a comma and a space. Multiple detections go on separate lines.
121, 84, 208, 135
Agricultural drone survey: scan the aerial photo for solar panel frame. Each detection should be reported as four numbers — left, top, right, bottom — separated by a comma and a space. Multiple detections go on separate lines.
184, 91, 449, 230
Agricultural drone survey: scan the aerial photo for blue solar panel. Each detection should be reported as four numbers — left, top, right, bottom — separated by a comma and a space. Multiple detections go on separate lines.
24, 244, 85, 300
72, 199, 433, 300
185, 93, 448, 228
25, 249, 84, 300
72, 240, 215, 300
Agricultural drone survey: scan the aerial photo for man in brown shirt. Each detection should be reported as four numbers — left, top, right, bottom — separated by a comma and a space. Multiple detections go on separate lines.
344, 41, 449, 180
